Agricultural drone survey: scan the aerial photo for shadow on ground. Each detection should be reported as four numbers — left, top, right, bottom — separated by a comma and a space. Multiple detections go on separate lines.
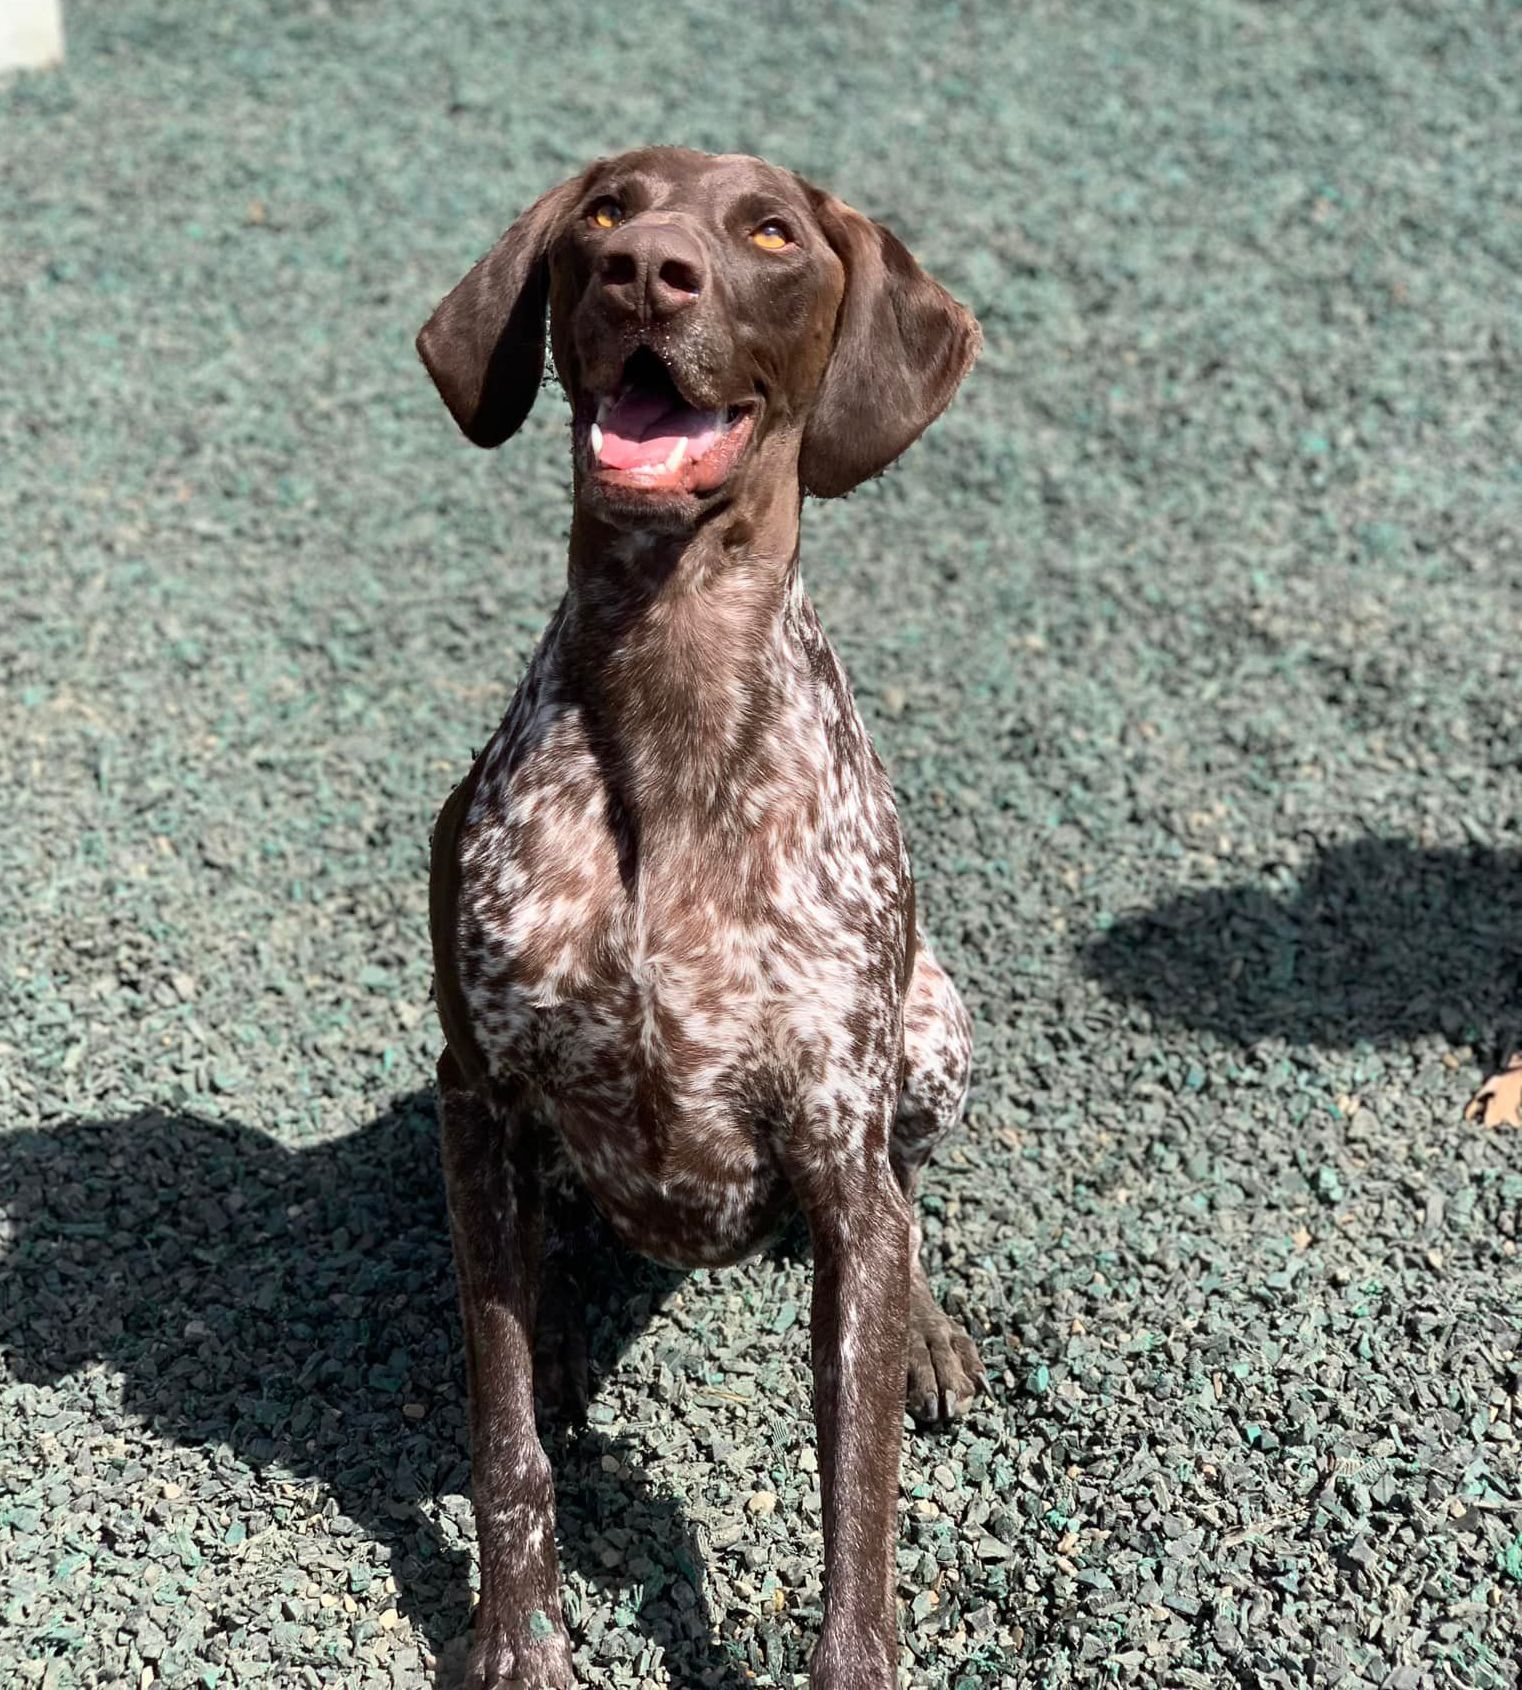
1082, 836, 1522, 1056
0, 1095, 750, 1688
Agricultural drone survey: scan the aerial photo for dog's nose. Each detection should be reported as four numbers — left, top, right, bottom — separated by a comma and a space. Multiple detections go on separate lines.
597, 223, 707, 324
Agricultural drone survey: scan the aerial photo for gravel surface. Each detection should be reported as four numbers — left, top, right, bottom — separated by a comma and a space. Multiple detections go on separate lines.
3, 3, 1520, 1687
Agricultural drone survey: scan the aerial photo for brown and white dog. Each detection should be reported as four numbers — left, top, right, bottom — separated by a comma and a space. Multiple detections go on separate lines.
419, 147, 982, 1690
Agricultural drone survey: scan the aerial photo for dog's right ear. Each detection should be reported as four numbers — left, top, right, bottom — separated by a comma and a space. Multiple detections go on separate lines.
416, 172, 587, 449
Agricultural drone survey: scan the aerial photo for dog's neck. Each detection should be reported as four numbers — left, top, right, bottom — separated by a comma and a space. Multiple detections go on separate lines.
558, 481, 808, 821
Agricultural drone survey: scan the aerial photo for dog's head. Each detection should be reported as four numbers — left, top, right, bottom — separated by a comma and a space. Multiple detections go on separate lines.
416, 147, 979, 528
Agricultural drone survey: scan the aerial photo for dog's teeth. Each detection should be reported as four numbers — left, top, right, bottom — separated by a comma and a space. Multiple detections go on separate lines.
665, 437, 688, 473
596, 395, 612, 426
590, 422, 604, 457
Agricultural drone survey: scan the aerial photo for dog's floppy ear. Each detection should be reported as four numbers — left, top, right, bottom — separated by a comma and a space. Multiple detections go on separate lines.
797, 188, 980, 499
416, 172, 587, 449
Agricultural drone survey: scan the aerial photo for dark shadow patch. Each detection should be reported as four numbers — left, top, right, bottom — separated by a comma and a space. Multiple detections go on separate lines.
0, 1095, 745, 1685
1081, 836, 1522, 1056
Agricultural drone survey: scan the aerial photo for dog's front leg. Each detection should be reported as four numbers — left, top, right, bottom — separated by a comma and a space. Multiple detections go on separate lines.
438, 1057, 574, 1689
796, 1128, 912, 1690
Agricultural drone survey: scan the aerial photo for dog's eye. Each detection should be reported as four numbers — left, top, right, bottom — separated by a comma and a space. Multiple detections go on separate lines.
750, 220, 792, 251
589, 199, 625, 230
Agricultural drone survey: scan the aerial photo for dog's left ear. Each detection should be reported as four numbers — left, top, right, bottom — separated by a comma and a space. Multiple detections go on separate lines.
797, 187, 980, 498
416, 171, 588, 448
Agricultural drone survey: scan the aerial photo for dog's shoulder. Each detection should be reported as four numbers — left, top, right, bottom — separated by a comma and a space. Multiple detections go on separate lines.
429, 746, 489, 1084
429, 607, 618, 1074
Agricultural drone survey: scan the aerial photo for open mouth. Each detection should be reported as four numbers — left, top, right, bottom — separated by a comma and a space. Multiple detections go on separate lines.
582, 348, 756, 499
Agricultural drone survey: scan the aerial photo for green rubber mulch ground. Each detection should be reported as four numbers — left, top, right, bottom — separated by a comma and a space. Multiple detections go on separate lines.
3, 3, 1520, 1686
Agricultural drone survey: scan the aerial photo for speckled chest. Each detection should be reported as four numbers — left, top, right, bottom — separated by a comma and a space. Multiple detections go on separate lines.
443, 594, 911, 1263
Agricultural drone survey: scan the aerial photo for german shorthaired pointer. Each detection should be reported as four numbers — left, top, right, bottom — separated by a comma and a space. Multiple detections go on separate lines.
418, 147, 981, 1689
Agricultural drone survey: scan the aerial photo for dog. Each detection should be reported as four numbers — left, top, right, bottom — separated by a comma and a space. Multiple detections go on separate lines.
418, 146, 982, 1690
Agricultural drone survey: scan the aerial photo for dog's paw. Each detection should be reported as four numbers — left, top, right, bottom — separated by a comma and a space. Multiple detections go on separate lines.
461, 1614, 575, 1690
906, 1298, 985, 1424
1465, 1055, 1522, 1130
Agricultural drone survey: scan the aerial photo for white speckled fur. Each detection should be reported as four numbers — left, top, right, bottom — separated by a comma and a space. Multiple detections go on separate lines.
448, 569, 971, 1269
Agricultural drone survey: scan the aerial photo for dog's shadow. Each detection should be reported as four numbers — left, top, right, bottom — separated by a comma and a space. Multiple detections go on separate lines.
0, 1094, 752, 1688
1082, 835, 1522, 1057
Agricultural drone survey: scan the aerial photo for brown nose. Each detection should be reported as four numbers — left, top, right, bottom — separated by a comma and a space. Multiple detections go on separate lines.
597, 223, 707, 324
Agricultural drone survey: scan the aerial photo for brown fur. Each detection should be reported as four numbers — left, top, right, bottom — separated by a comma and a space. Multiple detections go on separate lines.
419, 148, 982, 1689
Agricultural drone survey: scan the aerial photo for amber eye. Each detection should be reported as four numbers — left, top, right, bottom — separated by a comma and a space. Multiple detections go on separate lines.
589, 198, 624, 230
751, 220, 791, 251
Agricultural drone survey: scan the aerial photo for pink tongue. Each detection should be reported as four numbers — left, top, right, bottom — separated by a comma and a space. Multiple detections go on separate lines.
598, 388, 721, 470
